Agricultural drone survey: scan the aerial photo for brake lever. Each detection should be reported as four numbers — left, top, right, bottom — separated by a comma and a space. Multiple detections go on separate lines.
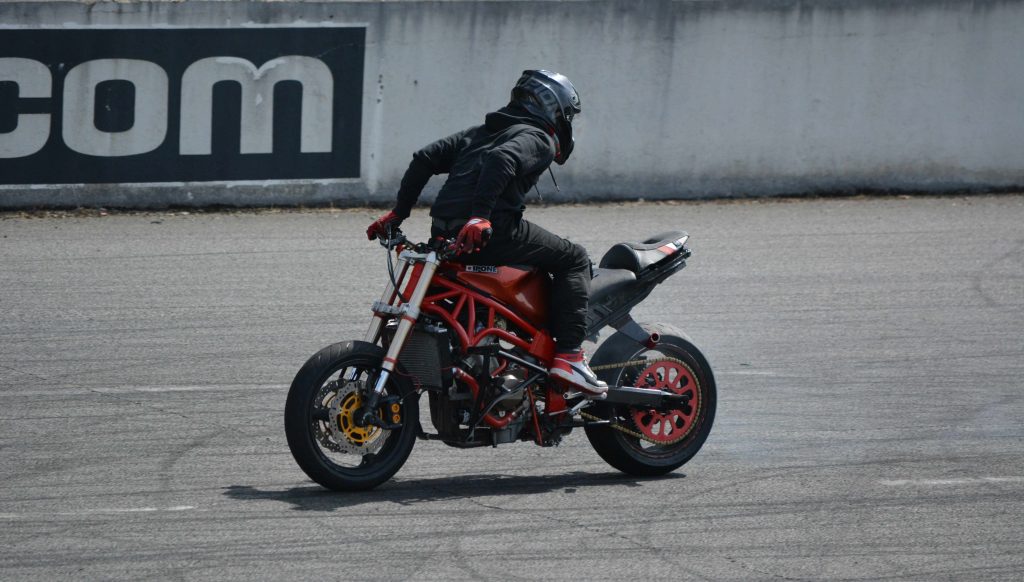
378, 226, 407, 250
428, 236, 459, 260
440, 241, 458, 260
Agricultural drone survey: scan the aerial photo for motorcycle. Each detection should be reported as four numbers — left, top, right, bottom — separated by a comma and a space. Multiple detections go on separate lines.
284, 225, 716, 491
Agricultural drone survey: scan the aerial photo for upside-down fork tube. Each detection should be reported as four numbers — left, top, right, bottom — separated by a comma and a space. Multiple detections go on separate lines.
363, 255, 411, 345
370, 251, 440, 398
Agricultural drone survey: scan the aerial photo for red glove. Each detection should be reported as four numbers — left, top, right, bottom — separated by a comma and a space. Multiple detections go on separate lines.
455, 217, 493, 255
366, 210, 402, 241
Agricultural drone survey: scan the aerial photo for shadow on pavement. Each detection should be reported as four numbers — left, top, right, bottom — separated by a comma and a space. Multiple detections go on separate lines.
224, 471, 684, 512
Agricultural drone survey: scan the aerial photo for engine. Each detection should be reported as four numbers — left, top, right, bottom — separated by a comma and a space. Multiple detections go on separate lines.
488, 372, 529, 444
428, 333, 535, 447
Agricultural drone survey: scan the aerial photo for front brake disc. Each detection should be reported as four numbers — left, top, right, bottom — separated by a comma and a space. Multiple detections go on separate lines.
327, 380, 389, 455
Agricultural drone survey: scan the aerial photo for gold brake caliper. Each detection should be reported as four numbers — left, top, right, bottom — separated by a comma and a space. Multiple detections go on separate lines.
581, 357, 698, 446
327, 383, 399, 453
336, 391, 379, 446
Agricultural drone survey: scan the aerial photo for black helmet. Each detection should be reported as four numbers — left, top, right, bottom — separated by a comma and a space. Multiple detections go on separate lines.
511, 69, 581, 165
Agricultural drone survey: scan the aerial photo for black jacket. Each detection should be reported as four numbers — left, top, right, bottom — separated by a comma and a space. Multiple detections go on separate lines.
392, 105, 556, 222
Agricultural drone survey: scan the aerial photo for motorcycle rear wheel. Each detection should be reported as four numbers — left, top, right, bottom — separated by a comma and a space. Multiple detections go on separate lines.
284, 341, 418, 491
584, 323, 716, 476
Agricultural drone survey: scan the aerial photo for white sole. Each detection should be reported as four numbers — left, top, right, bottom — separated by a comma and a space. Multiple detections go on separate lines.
549, 367, 608, 395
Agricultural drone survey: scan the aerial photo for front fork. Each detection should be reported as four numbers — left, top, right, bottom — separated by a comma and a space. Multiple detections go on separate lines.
357, 249, 440, 427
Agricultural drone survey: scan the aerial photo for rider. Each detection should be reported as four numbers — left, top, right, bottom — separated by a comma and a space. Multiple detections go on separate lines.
366, 69, 608, 395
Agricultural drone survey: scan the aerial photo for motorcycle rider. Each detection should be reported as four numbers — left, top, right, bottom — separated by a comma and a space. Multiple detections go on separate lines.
366, 69, 608, 395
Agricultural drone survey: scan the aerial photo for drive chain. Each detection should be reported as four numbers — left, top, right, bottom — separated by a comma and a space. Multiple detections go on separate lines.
582, 357, 694, 446
589, 357, 687, 372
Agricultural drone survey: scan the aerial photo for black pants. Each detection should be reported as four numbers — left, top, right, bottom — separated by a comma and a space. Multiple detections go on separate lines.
432, 214, 591, 351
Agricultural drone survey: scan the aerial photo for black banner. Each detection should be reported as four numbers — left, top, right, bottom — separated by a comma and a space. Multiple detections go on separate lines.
0, 27, 364, 184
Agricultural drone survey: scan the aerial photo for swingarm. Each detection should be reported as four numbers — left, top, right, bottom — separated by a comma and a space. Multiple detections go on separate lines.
600, 385, 691, 409
466, 344, 691, 411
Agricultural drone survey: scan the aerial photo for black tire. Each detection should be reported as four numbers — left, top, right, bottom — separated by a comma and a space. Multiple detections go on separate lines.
584, 323, 716, 476
284, 340, 418, 491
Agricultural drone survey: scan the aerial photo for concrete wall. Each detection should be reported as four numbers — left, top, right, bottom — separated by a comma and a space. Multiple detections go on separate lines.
1, 0, 1022, 208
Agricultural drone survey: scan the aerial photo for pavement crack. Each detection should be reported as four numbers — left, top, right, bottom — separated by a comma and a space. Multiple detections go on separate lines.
425, 483, 509, 512
728, 558, 810, 581
971, 237, 1024, 308
0, 363, 52, 383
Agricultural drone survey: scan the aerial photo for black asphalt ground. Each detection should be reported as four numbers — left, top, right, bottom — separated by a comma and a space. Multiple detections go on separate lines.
1, 195, 1022, 580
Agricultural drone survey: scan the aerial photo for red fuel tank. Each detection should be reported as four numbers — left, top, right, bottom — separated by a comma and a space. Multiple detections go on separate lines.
453, 266, 550, 327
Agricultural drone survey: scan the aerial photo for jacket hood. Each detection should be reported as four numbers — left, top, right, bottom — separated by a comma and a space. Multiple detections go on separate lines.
484, 104, 551, 134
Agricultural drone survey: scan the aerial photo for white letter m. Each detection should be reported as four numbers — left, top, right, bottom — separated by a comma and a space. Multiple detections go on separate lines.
180, 56, 333, 155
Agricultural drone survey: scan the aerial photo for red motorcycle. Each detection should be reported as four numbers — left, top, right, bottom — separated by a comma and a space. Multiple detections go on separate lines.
285, 227, 716, 491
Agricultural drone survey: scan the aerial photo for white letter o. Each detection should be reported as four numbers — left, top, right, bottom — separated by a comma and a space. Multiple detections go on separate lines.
62, 59, 168, 157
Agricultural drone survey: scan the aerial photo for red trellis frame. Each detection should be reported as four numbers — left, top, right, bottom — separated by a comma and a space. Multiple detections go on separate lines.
417, 272, 563, 439
420, 275, 556, 363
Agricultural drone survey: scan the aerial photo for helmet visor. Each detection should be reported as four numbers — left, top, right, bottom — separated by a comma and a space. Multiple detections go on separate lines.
554, 112, 575, 165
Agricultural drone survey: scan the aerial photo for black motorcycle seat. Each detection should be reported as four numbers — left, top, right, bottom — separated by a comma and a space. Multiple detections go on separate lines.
589, 267, 637, 305
598, 230, 689, 274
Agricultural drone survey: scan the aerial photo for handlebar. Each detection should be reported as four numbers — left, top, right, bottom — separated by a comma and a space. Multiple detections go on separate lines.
376, 226, 460, 261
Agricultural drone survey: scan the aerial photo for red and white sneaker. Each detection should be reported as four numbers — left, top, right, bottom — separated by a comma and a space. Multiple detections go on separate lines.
549, 350, 608, 395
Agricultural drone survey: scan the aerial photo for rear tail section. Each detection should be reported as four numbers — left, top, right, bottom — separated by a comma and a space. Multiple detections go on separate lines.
585, 231, 690, 336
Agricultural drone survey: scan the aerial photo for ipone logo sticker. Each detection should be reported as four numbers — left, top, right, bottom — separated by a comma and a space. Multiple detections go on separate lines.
465, 265, 499, 274
0, 27, 364, 184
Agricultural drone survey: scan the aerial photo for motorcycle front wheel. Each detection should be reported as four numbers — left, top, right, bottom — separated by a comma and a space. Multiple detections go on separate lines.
584, 323, 716, 476
284, 340, 418, 491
